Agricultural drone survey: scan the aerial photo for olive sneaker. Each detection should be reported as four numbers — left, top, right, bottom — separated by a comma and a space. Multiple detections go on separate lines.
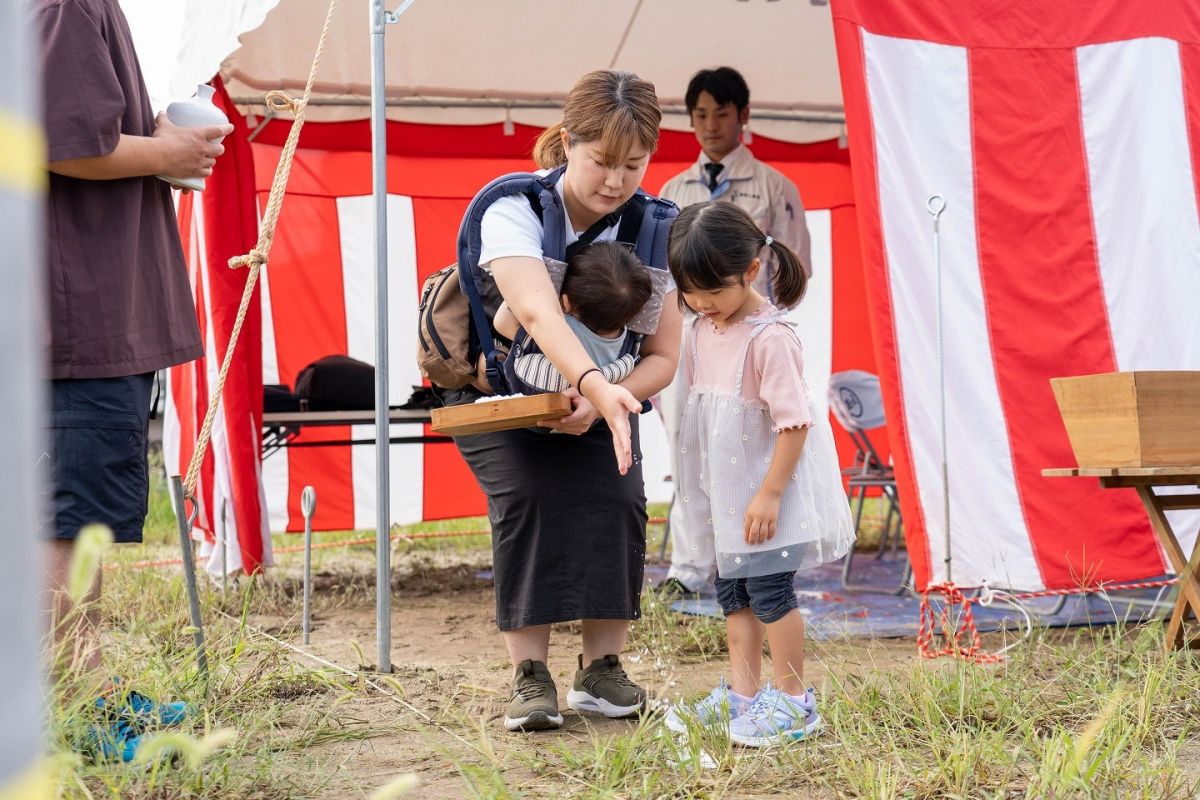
504, 659, 563, 732
566, 654, 647, 718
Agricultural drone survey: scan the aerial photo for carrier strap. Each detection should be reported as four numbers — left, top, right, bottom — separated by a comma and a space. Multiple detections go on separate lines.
458, 170, 677, 395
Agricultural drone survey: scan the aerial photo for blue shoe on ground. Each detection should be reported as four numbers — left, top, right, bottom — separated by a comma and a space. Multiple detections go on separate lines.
728, 685, 822, 747
86, 719, 144, 763
663, 678, 756, 734
96, 684, 189, 729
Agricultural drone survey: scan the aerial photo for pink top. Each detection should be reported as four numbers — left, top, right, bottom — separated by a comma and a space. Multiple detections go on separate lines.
684, 302, 814, 431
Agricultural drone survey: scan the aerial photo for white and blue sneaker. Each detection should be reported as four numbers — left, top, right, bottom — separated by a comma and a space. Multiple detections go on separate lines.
728, 685, 822, 747
663, 678, 756, 734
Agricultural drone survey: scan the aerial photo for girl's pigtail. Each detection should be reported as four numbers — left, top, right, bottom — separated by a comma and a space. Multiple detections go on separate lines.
768, 237, 808, 308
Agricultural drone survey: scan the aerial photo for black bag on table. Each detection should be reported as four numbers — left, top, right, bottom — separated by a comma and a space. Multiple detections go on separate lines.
295, 355, 375, 410
263, 383, 301, 413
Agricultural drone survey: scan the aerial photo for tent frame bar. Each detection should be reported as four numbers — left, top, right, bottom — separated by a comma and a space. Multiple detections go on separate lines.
230, 95, 845, 125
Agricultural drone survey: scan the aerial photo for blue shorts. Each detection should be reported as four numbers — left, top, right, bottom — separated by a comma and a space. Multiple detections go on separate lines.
40, 373, 154, 543
714, 571, 799, 624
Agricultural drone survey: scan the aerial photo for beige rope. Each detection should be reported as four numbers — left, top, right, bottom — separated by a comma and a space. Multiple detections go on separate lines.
183, 0, 340, 499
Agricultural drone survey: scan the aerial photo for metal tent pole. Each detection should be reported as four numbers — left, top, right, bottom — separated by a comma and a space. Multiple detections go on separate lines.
926, 194, 950, 584
370, 0, 392, 674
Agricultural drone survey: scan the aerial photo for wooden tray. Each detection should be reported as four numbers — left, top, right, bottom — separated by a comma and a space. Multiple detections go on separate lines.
431, 393, 572, 436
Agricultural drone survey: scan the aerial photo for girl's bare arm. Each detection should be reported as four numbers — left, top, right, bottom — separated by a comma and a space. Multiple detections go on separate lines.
744, 427, 809, 544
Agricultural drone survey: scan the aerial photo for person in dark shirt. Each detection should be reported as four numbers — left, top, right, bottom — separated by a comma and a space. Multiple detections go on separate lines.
35, 0, 232, 762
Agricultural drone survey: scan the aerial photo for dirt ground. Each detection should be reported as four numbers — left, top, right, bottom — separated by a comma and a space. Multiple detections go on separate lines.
248, 556, 919, 800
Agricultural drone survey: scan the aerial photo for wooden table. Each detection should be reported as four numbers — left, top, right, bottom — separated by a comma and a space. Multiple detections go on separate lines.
262, 409, 451, 458
1043, 465, 1200, 651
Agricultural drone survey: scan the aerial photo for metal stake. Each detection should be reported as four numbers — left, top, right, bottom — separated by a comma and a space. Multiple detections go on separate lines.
220, 497, 228, 593
301, 486, 317, 645
926, 194, 951, 584
168, 474, 208, 680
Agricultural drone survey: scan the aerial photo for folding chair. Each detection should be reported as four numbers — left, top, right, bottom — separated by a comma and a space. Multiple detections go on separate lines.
827, 370, 911, 594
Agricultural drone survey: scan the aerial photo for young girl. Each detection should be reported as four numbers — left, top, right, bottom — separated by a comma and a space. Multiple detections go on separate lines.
663, 201, 853, 747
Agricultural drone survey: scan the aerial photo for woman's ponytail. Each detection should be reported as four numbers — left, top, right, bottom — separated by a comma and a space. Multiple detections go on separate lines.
533, 122, 568, 169
767, 237, 808, 308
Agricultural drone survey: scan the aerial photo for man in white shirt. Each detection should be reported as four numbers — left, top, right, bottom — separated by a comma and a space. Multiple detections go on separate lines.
657, 66, 812, 596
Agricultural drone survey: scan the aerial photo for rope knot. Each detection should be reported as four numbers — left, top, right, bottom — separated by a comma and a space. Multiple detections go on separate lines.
917, 581, 1005, 664
264, 90, 307, 115
228, 249, 267, 270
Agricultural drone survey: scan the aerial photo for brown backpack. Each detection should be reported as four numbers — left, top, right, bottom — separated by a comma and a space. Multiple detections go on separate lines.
416, 264, 505, 393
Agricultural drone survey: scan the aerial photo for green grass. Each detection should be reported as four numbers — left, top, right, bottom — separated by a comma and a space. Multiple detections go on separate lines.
447, 622, 1200, 799
48, 458, 1200, 798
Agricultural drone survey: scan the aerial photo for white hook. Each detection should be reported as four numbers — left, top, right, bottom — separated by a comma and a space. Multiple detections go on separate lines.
926, 194, 946, 220
301, 485, 317, 519
978, 579, 995, 606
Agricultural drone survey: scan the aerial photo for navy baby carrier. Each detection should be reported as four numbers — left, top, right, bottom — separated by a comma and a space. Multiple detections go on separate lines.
457, 164, 677, 395
503, 318, 640, 396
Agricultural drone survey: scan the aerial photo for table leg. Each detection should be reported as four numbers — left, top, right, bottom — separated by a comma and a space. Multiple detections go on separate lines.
1166, 589, 1189, 650
1168, 523, 1200, 650
1135, 486, 1200, 652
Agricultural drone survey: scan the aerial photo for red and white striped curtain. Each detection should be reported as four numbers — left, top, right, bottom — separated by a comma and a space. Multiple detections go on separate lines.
832, 0, 1200, 591
167, 102, 874, 572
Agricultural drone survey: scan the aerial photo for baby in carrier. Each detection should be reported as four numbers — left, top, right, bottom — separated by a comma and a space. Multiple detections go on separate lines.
494, 241, 652, 394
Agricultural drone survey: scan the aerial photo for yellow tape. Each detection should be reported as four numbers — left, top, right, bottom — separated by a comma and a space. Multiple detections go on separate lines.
0, 109, 45, 194
0, 761, 53, 800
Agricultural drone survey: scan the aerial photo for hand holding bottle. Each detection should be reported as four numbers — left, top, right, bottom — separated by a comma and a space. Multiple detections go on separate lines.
155, 84, 233, 191
153, 113, 231, 186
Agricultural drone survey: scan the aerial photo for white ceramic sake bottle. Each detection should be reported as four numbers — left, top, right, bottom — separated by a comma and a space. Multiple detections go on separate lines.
156, 84, 228, 192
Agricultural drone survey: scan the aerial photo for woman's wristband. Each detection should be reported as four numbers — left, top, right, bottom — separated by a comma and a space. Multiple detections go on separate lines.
575, 367, 604, 394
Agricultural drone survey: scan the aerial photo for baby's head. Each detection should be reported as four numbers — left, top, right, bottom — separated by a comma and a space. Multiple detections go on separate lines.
562, 241, 652, 337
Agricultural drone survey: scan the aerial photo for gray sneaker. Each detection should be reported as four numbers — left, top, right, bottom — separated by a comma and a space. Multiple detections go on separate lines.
504, 659, 563, 732
566, 654, 647, 718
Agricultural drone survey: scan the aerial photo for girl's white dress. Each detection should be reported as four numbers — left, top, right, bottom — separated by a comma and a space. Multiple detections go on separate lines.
677, 303, 854, 579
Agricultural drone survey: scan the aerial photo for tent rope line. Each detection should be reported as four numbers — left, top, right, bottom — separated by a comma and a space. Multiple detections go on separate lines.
107, 529, 491, 572
182, 0, 340, 501
211, 608, 490, 757
107, 517, 672, 572
917, 577, 1179, 663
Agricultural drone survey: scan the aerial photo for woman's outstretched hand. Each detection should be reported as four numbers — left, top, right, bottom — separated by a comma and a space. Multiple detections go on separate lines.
537, 379, 641, 474
591, 381, 642, 473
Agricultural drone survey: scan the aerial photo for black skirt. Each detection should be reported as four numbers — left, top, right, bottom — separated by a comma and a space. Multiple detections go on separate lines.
451, 406, 647, 631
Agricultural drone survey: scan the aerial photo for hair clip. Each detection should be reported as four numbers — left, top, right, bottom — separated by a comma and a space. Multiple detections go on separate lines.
764, 236, 774, 247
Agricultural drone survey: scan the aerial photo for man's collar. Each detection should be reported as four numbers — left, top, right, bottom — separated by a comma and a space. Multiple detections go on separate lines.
697, 143, 751, 179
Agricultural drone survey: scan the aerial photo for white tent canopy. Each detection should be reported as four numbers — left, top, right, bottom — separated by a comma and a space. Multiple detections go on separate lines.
122, 0, 844, 143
